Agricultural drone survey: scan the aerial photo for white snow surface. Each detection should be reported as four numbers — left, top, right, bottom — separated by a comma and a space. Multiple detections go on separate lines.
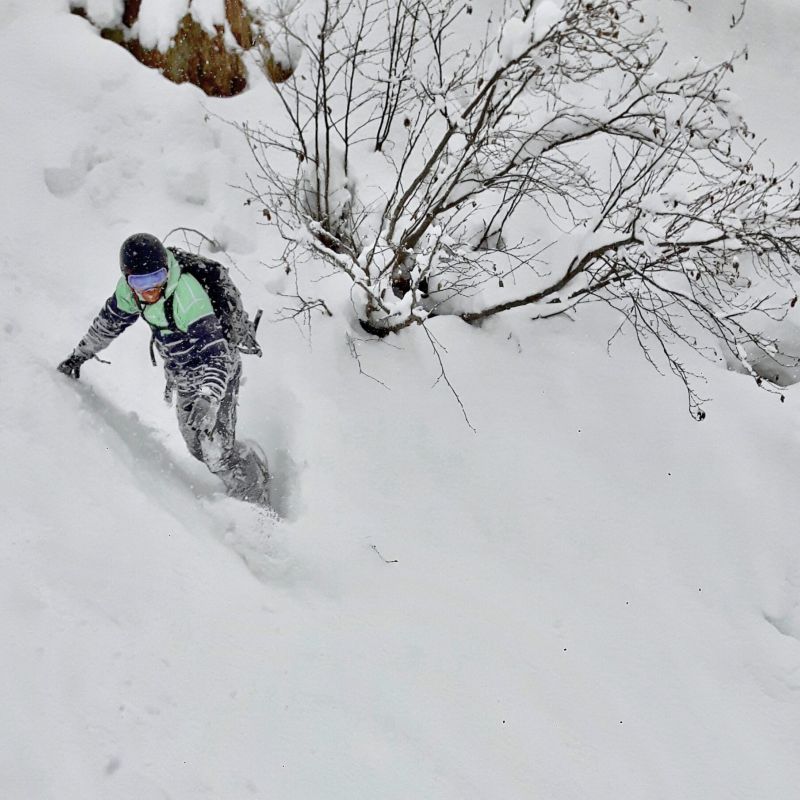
189, 0, 227, 37
532, 0, 564, 42
497, 0, 564, 63
79, 0, 124, 29
498, 17, 533, 65
3, 1, 800, 798
135, 0, 193, 51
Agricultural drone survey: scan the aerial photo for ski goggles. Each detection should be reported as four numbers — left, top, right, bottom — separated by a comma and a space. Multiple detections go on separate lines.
127, 268, 168, 293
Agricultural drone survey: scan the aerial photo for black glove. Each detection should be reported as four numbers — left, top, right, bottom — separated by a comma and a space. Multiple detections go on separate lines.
187, 392, 220, 434
57, 352, 88, 380
237, 319, 262, 357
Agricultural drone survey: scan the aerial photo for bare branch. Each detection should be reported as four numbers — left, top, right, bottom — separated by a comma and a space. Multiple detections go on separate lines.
238, 0, 800, 417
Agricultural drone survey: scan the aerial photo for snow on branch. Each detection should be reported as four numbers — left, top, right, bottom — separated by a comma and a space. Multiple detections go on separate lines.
240, 0, 800, 416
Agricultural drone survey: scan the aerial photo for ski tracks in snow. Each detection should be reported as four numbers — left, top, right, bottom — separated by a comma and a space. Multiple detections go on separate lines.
62, 372, 296, 584
207, 496, 293, 583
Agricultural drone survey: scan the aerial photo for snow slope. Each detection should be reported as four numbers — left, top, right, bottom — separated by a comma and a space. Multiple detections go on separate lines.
3, 1, 800, 798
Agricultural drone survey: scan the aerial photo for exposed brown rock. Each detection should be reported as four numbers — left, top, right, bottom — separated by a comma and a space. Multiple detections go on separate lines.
261, 43, 295, 84
122, 0, 141, 28
225, 0, 253, 48
69, 1, 296, 97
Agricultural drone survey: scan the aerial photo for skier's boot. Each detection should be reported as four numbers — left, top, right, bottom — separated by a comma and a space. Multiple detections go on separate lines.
236, 440, 271, 507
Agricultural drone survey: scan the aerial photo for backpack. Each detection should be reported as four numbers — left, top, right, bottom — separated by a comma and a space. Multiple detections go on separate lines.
163, 248, 261, 354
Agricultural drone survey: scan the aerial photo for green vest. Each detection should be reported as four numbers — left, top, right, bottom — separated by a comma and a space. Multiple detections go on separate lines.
115, 251, 214, 332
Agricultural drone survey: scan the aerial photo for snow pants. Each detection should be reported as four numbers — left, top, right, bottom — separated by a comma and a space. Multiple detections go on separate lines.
174, 357, 269, 505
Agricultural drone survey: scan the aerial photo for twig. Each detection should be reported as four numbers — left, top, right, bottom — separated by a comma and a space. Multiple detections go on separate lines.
347, 333, 390, 389
370, 544, 398, 564
424, 324, 476, 432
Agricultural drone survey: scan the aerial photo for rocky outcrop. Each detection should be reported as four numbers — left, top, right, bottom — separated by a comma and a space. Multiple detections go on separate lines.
72, 0, 293, 97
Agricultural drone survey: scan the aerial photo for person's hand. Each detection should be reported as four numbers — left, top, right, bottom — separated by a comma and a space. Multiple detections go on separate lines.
187, 392, 220, 434
57, 352, 87, 380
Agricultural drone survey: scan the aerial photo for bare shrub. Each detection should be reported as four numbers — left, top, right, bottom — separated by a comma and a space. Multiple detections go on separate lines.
239, 0, 800, 415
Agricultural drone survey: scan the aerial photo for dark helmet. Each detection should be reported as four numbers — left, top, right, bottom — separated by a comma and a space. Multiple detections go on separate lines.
119, 233, 168, 276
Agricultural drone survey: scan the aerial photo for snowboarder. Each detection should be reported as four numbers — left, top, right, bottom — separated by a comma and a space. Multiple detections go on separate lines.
57, 232, 270, 506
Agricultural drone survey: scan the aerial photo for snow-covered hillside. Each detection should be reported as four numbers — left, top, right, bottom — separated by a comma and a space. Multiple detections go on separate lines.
3, 1, 800, 798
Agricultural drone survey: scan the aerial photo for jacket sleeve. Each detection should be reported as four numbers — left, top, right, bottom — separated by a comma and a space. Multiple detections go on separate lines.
74, 294, 140, 359
184, 314, 230, 401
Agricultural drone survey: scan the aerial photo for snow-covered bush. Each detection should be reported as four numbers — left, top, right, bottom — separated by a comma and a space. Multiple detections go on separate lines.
243, 0, 800, 417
